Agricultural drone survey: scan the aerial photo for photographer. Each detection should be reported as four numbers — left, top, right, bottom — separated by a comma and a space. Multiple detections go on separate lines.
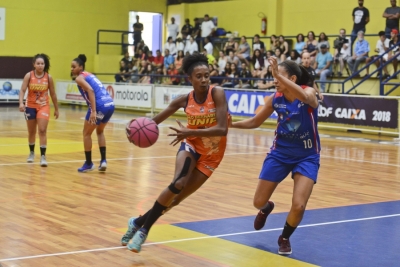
334, 28, 351, 76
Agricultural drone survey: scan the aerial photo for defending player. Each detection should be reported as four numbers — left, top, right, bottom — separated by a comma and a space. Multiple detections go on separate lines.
71, 54, 115, 172
121, 53, 228, 253
231, 58, 320, 255
19, 54, 59, 166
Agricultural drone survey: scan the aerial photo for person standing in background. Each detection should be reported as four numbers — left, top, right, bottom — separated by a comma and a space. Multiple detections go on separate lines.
383, 0, 400, 38
133, 16, 144, 47
166, 17, 179, 42
351, 0, 370, 54
181, 19, 193, 41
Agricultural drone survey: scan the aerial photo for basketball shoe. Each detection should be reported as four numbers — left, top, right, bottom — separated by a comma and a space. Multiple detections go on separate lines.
121, 217, 139, 246
278, 235, 292, 255
98, 160, 107, 172
40, 155, 48, 167
78, 162, 95, 173
254, 201, 275, 230
27, 152, 34, 163
127, 229, 147, 253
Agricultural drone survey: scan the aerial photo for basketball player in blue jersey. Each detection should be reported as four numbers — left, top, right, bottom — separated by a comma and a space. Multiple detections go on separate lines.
231, 57, 320, 255
71, 54, 115, 173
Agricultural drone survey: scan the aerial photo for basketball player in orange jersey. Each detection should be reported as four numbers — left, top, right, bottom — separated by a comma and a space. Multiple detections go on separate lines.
19, 54, 59, 167
121, 53, 229, 253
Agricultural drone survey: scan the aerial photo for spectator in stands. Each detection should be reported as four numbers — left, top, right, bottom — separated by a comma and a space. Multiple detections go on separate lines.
209, 64, 221, 86
166, 63, 180, 85
221, 62, 237, 88
351, 0, 370, 53
152, 50, 164, 70
389, 29, 400, 74
175, 50, 185, 73
166, 17, 179, 41
252, 49, 265, 71
365, 31, 390, 78
115, 60, 129, 83
224, 37, 239, 55
201, 14, 216, 39
236, 36, 251, 66
181, 18, 193, 41
192, 18, 201, 46
253, 34, 266, 55
135, 40, 149, 56
163, 49, 175, 75
204, 37, 214, 55
218, 51, 227, 74
270, 35, 279, 51
235, 63, 252, 89
153, 67, 163, 85
203, 49, 216, 65
223, 62, 231, 77
129, 60, 140, 84
314, 44, 333, 92
306, 31, 318, 59
256, 65, 275, 90
139, 64, 154, 84
287, 50, 301, 64
226, 50, 240, 66
383, 0, 400, 38
264, 50, 274, 68
164, 37, 177, 56
278, 35, 290, 59
184, 36, 199, 55
176, 37, 185, 53
274, 48, 284, 63
295, 33, 306, 54
147, 51, 155, 65
133, 15, 143, 47
317, 32, 330, 52
137, 49, 147, 61
334, 28, 351, 77
347, 31, 370, 76
121, 52, 131, 66
301, 52, 321, 98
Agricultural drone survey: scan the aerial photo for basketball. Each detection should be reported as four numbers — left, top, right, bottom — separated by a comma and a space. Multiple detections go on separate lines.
127, 117, 159, 148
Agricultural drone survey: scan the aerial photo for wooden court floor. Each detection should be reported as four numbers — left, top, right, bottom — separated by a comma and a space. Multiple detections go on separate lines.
0, 106, 399, 267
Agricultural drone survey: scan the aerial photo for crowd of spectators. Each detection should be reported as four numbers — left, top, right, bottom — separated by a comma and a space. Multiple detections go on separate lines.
117, 1, 400, 90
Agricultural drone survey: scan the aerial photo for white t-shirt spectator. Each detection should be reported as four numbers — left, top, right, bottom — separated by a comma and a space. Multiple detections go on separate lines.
164, 42, 177, 55
184, 41, 199, 55
340, 37, 351, 58
176, 42, 184, 52
201, 20, 215, 38
166, 23, 179, 41
376, 38, 390, 55
218, 57, 227, 74
204, 42, 213, 55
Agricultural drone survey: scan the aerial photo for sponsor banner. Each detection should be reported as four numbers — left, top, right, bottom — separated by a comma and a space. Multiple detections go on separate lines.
0, 79, 22, 100
56, 82, 152, 108
224, 89, 278, 119
318, 95, 399, 128
154, 85, 192, 110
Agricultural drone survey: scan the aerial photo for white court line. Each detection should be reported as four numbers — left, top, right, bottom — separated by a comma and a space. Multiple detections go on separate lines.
0, 152, 267, 166
0, 213, 399, 262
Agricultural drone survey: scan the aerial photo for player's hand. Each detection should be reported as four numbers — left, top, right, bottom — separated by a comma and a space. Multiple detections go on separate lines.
125, 119, 135, 143
268, 57, 279, 78
168, 119, 189, 146
89, 111, 97, 125
318, 92, 324, 101
54, 110, 59, 119
228, 114, 233, 128
19, 104, 25, 112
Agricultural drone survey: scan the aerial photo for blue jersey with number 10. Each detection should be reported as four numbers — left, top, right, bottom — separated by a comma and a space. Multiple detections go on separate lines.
270, 86, 321, 157
77, 71, 113, 109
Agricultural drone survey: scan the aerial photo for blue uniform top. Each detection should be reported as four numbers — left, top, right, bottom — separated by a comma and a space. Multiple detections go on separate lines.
270, 87, 320, 157
77, 71, 114, 109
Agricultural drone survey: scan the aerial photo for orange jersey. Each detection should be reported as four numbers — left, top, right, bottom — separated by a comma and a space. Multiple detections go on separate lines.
26, 71, 50, 108
184, 86, 227, 156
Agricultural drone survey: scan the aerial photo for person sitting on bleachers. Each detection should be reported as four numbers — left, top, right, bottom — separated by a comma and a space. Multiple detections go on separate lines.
204, 37, 214, 55
235, 63, 252, 89
165, 63, 180, 85
317, 32, 330, 52
278, 35, 290, 60
209, 64, 221, 86
388, 29, 400, 75
217, 51, 227, 74
365, 31, 390, 79
306, 31, 319, 61
256, 65, 275, 90
236, 36, 251, 66
176, 37, 185, 53
129, 60, 141, 84
224, 37, 239, 55
253, 34, 266, 55
175, 50, 185, 73
184, 36, 199, 55
203, 49, 216, 65
274, 48, 284, 63
295, 33, 306, 54
252, 49, 265, 77
138, 64, 154, 84
287, 50, 301, 64
121, 52, 131, 66
163, 49, 175, 75
115, 60, 129, 83
270, 34, 279, 51
221, 62, 238, 88
347, 31, 370, 76
227, 51, 240, 66
152, 50, 164, 70
333, 28, 351, 77
164, 37, 177, 56
314, 44, 333, 92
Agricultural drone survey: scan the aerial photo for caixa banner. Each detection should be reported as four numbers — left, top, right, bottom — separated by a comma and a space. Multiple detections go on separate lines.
224, 89, 278, 119
318, 95, 398, 128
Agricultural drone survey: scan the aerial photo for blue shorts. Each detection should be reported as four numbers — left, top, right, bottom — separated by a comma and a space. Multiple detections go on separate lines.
86, 104, 114, 125
259, 152, 320, 183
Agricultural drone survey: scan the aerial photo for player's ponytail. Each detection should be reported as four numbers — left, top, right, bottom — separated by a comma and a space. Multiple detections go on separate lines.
33, 53, 51, 73
73, 54, 87, 70
280, 60, 312, 87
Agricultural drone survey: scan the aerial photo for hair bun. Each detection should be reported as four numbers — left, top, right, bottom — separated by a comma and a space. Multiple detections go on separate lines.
78, 54, 87, 63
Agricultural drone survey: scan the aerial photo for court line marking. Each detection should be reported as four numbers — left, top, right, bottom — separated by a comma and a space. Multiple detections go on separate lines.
0, 213, 399, 262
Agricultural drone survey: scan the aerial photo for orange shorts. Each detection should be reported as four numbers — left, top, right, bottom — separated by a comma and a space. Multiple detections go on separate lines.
179, 142, 225, 177
25, 105, 50, 121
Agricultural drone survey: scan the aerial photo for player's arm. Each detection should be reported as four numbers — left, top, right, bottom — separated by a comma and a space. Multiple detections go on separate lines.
18, 73, 30, 112
48, 75, 59, 119
75, 76, 96, 112
231, 95, 274, 129
152, 94, 187, 125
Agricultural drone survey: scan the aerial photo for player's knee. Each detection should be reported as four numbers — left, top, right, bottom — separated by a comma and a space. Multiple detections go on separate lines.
38, 128, 46, 136
168, 182, 182, 194
290, 202, 306, 215
96, 128, 104, 135
253, 198, 266, 210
